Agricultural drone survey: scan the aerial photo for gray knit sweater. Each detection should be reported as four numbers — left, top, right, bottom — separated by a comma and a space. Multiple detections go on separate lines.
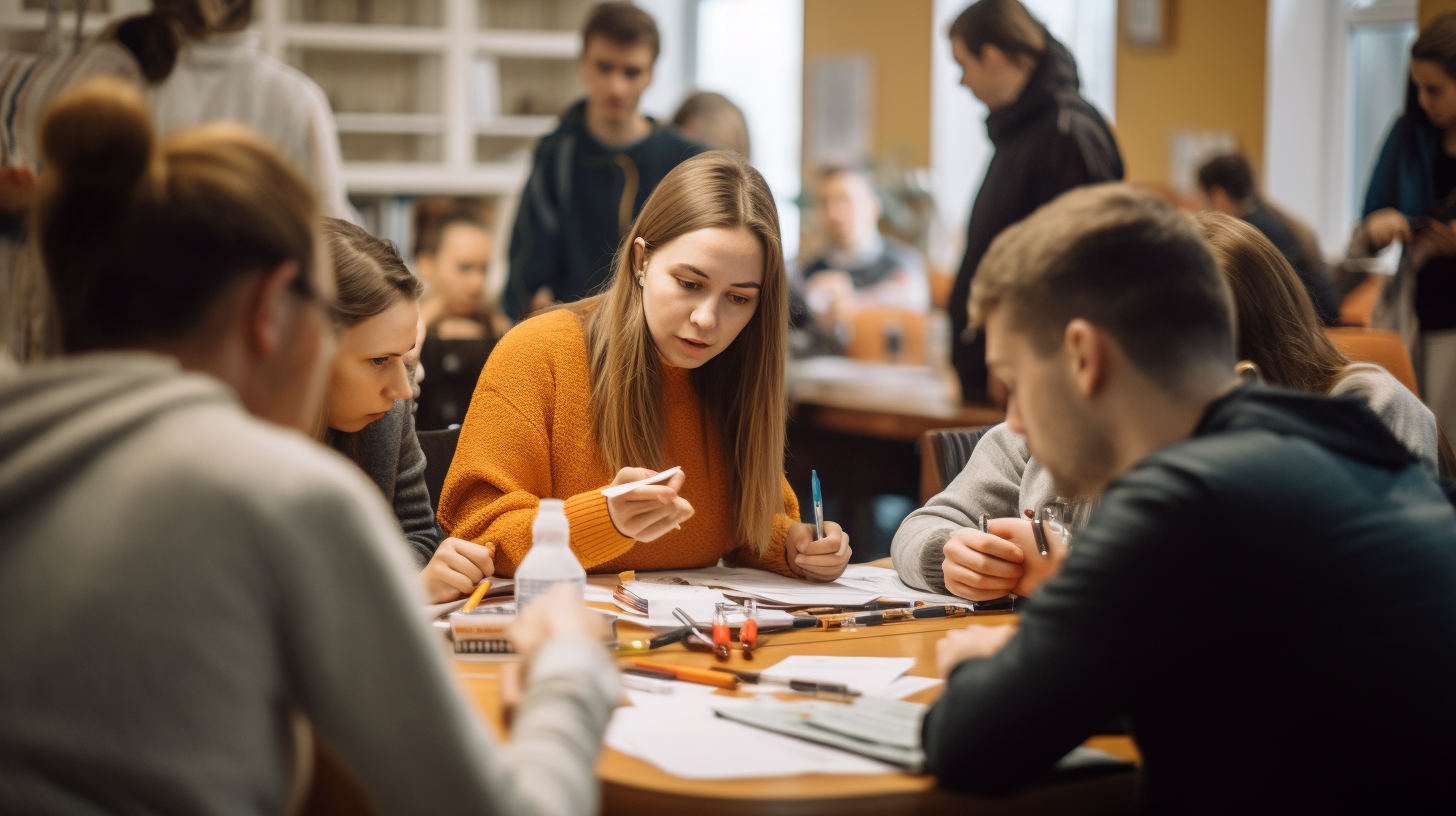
327, 399, 439, 567
0, 353, 620, 816
893, 364, 1440, 594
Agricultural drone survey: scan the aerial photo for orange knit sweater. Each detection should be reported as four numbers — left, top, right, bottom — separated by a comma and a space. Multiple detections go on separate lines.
437, 309, 801, 577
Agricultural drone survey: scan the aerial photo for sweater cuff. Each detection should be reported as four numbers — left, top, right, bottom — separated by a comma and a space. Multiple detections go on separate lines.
563, 490, 635, 569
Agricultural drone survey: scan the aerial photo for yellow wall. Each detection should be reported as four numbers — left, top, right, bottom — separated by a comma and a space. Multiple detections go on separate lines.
801, 0, 934, 169
1114, 0, 1267, 187
1423, 0, 1456, 27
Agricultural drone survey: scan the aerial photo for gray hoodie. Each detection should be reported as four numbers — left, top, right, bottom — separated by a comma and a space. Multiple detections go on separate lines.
0, 353, 618, 816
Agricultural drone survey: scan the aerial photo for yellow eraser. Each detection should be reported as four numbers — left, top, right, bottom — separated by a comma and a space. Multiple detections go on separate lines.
619, 570, 636, 583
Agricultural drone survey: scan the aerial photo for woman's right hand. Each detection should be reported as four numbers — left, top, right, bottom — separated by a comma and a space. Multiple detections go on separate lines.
605, 467, 694, 542
420, 537, 496, 604
1366, 208, 1413, 251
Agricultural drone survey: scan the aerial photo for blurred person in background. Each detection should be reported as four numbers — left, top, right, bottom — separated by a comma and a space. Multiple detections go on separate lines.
414, 206, 510, 431
504, 2, 705, 319
672, 91, 751, 159
1197, 152, 1338, 325
946, 0, 1122, 404
1359, 10, 1456, 434
797, 167, 930, 346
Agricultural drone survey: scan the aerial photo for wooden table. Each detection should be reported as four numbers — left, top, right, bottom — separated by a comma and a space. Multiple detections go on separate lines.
451, 569, 1139, 816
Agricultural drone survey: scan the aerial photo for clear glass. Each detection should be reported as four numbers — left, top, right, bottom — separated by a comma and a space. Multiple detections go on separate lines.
1348, 22, 1419, 223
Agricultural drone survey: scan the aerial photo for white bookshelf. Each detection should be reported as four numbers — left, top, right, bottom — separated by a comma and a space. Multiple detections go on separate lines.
0, 0, 592, 197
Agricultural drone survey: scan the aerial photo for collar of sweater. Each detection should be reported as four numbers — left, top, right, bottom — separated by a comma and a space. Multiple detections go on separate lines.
985, 35, 1080, 146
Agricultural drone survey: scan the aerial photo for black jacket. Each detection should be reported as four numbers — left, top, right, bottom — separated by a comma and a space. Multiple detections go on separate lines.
924, 386, 1456, 813
504, 100, 704, 318
950, 36, 1122, 402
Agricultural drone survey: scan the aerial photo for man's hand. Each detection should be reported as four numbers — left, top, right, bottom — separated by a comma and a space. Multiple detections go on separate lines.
605, 467, 694, 542
942, 516, 1070, 600
1413, 218, 1456, 259
936, 624, 1018, 678
786, 521, 851, 581
420, 537, 496, 603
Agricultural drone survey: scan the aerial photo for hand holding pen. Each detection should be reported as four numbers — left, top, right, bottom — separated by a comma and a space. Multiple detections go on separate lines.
942, 515, 1068, 601
786, 469, 851, 581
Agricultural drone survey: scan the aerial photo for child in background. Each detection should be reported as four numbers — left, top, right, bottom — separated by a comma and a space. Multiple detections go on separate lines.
413, 207, 510, 430
321, 218, 496, 602
439, 151, 853, 581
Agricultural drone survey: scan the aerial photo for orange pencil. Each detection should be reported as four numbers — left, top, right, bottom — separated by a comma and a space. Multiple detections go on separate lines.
461, 579, 492, 613
631, 660, 740, 689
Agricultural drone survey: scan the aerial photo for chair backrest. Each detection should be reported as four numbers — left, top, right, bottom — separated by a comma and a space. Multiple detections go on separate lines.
919, 425, 997, 504
1325, 327, 1419, 394
845, 307, 927, 365
417, 427, 461, 514
1339, 274, 1385, 327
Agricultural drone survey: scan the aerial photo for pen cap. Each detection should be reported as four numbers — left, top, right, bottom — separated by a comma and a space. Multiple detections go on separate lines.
532, 499, 569, 547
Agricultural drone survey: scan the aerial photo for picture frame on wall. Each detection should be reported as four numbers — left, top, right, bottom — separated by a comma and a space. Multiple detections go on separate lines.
1122, 0, 1172, 48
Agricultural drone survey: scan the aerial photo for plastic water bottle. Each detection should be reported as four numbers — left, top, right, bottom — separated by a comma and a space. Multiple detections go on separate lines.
513, 499, 586, 611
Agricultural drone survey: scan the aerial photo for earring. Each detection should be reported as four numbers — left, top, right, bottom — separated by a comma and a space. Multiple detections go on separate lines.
636, 270, 645, 286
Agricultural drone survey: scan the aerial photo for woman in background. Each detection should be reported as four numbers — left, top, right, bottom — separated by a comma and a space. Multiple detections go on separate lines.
1358, 10, 1456, 432
439, 151, 851, 580
320, 218, 494, 602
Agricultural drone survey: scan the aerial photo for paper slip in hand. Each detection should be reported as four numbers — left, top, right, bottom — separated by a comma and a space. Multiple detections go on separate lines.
600, 466, 683, 498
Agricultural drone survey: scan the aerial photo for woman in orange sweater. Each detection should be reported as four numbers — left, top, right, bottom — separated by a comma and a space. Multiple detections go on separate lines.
437, 151, 851, 582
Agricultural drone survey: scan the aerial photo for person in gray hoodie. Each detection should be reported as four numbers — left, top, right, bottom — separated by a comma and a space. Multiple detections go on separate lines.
0, 77, 618, 816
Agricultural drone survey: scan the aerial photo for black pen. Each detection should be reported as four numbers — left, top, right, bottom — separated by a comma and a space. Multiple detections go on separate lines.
615, 625, 696, 654
709, 667, 860, 697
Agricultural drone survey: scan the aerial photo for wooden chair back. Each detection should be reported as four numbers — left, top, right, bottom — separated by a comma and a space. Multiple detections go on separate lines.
1339, 275, 1385, 327
919, 425, 997, 504
1326, 327, 1419, 394
845, 307, 927, 364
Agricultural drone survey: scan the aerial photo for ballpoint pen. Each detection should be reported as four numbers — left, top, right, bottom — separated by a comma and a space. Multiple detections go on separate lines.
811, 469, 825, 540
709, 667, 860, 697
1031, 509, 1050, 556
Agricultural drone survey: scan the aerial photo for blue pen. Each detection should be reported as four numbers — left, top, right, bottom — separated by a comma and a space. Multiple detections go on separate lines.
811, 469, 825, 540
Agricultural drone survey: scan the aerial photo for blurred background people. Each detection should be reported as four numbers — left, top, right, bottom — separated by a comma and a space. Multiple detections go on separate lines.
672, 90, 751, 159
1197, 152, 1339, 325
797, 166, 930, 347
945, 0, 1123, 404
504, 1, 705, 319
413, 204, 510, 431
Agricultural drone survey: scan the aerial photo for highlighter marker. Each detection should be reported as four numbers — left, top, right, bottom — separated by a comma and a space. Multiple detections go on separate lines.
811, 469, 825, 540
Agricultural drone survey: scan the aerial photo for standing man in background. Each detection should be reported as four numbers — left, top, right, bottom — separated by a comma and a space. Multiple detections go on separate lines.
947, 0, 1122, 403
505, 1, 704, 319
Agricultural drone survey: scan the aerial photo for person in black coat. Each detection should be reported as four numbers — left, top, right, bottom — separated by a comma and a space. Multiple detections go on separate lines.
946, 0, 1123, 403
922, 183, 1456, 813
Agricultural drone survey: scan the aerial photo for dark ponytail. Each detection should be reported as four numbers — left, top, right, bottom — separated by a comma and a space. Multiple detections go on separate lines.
34, 77, 318, 353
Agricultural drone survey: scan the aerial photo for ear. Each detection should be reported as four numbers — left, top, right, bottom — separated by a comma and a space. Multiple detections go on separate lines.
631, 237, 648, 273
978, 43, 1006, 71
1064, 318, 1109, 399
245, 260, 302, 359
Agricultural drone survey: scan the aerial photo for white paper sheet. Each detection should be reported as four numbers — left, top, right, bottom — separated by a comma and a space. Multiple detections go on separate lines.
600, 466, 683, 498
605, 700, 898, 779
834, 564, 973, 606
759, 656, 916, 695
861, 675, 942, 699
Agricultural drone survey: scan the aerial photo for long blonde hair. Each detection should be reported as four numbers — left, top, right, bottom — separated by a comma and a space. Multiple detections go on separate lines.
573, 151, 788, 555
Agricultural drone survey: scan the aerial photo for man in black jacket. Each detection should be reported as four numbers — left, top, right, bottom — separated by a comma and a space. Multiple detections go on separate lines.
504, 2, 703, 319
947, 0, 1122, 403
923, 183, 1456, 813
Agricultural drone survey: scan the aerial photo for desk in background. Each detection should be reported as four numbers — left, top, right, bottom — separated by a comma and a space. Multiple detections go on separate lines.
786, 358, 1004, 560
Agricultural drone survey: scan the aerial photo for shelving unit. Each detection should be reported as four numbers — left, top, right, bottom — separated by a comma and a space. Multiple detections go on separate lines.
0, 0, 590, 198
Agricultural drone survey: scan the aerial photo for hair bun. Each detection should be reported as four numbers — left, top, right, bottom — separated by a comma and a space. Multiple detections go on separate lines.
39, 77, 153, 200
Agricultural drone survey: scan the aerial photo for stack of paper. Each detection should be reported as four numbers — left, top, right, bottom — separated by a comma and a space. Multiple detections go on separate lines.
605, 698, 899, 779
712, 697, 929, 771
632, 564, 974, 609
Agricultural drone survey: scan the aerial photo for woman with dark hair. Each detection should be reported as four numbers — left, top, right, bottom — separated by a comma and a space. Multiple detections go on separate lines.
894, 210, 1438, 601
1358, 9, 1456, 433
319, 218, 496, 601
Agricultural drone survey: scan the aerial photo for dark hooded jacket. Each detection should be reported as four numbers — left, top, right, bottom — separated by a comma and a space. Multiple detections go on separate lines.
950, 35, 1123, 402
924, 385, 1456, 813
504, 100, 705, 318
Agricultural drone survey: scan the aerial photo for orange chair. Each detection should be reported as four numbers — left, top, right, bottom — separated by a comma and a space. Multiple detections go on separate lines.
845, 307, 928, 365
1326, 327, 1419, 395
1339, 275, 1386, 327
